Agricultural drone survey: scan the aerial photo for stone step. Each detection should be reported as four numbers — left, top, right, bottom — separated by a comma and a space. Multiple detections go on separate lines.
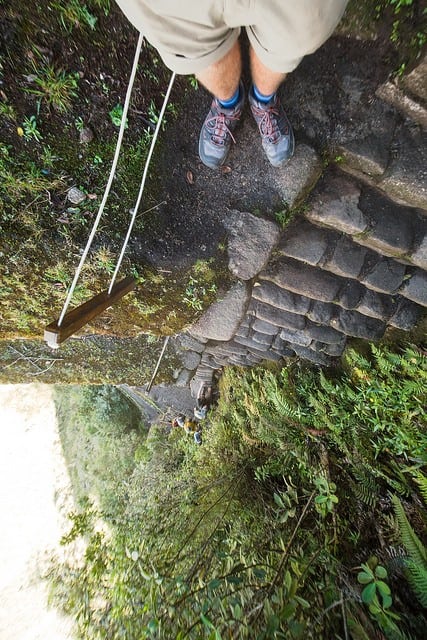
279, 328, 312, 347
277, 219, 335, 266
359, 256, 406, 294
388, 299, 425, 330
251, 318, 279, 335
305, 172, 367, 235
254, 270, 417, 331
260, 256, 408, 307
377, 124, 427, 212
249, 299, 307, 330
252, 331, 273, 346
247, 347, 282, 362
260, 258, 343, 303
376, 79, 427, 130
233, 335, 273, 351
305, 170, 427, 260
310, 340, 346, 357
288, 344, 333, 366
356, 185, 421, 257
399, 269, 427, 306
330, 309, 386, 340
252, 280, 312, 315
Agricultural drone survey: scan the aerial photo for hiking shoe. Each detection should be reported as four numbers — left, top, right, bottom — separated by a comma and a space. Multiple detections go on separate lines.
248, 89, 295, 167
198, 82, 245, 169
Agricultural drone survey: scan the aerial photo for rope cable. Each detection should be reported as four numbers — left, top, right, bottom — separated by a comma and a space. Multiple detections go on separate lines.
57, 31, 144, 327
108, 70, 176, 294
146, 335, 170, 392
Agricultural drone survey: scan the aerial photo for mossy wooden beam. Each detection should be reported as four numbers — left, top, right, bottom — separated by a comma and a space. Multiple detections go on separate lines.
44, 276, 136, 349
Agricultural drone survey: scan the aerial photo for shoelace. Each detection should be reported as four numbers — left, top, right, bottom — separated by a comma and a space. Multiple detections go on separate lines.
251, 102, 286, 143
206, 109, 240, 146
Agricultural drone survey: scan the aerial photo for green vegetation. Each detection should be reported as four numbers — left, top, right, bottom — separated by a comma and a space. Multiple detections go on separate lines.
109, 103, 127, 128
25, 61, 79, 112
1, 0, 213, 342
53, 0, 100, 32
21, 115, 43, 141
377, 0, 427, 66
48, 344, 427, 639
54, 385, 145, 514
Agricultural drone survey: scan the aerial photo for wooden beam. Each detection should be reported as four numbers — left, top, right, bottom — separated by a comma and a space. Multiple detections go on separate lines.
44, 276, 136, 349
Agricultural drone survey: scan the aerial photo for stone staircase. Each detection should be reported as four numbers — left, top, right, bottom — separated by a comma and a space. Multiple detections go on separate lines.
170, 54, 427, 395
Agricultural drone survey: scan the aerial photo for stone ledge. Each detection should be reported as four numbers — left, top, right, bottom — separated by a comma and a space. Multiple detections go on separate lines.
190, 281, 250, 342
330, 310, 386, 340
399, 270, 427, 306
260, 258, 343, 303
305, 173, 366, 235
376, 80, 427, 130
277, 220, 334, 266
252, 280, 312, 315
224, 210, 280, 281
378, 124, 427, 212
272, 143, 322, 208
251, 300, 307, 330
360, 257, 407, 294
388, 299, 425, 330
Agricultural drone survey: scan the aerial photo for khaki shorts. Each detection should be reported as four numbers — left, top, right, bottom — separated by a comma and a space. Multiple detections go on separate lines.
115, 0, 349, 74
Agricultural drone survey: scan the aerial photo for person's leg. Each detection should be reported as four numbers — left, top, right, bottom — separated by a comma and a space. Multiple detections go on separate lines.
196, 39, 241, 103
246, 0, 349, 166
248, 45, 294, 167
197, 40, 246, 169
249, 46, 286, 98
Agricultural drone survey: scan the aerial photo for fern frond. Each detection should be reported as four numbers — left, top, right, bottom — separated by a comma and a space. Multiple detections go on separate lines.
406, 561, 427, 607
392, 495, 427, 567
352, 467, 378, 507
413, 472, 427, 506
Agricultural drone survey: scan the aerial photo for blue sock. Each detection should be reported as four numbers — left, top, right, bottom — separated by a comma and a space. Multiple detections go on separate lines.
252, 84, 276, 104
218, 85, 241, 109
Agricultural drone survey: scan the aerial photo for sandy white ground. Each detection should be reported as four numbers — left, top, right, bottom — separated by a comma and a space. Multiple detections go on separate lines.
0, 384, 75, 640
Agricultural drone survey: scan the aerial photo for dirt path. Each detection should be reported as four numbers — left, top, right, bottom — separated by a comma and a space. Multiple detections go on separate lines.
0, 384, 74, 640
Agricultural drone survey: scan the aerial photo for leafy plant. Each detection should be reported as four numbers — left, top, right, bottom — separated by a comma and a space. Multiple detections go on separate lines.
47, 345, 427, 639
182, 276, 216, 311
74, 116, 84, 132
0, 100, 16, 120
21, 115, 43, 142
53, 0, 98, 32
314, 475, 338, 517
392, 493, 427, 607
358, 560, 393, 611
25, 63, 79, 112
109, 103, 127, 128
357, 558, 401, 637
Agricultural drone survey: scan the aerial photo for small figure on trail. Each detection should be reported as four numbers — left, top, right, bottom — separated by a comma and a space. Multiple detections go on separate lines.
172, 414, 200, 435
194, 404, 208, 421
115, 1, 349, 168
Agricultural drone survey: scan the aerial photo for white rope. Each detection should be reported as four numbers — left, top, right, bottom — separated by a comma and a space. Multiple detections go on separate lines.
108, 70, 176, 294
58, 32, 144, 327
146, 335, 170, 392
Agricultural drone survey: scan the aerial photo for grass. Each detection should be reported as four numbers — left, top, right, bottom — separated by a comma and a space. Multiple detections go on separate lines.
53, 0, 98, 32
25, 61, 79, 112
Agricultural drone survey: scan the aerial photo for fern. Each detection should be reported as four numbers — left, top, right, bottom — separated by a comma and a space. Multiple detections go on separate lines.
414, 472, 427, 505
406, 561, 427, 607
352, 466, 378, 507
392, 494, 427, 609
392, 495, 427, 567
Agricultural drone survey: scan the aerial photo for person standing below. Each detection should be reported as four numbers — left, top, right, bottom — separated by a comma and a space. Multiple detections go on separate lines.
114, 1, 349, 169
